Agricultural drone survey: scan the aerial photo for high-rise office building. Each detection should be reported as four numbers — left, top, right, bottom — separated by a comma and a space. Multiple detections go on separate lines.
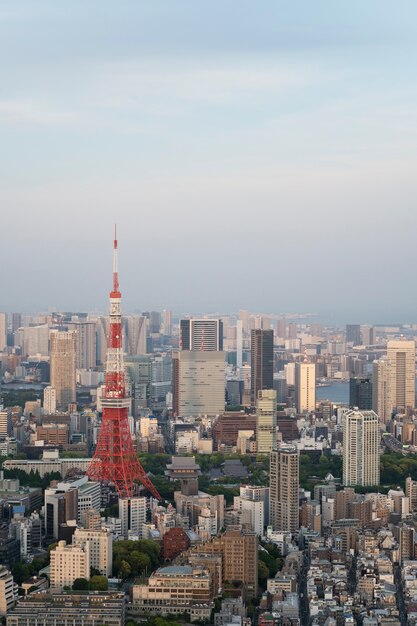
50, 330, 77, 410
11, 313, 21, 334
256, 389, 277, 453
346, 324, 361, 346
0, 313, 7, 352
349, 377, 373, 410
161, 310, 172, 336
250, 329, 273, 404
294, 361, 316, 413
270, 446, 299, 533
125, 316, 147, 355
387, 339, 416, 416
372, 359, 389, 422
68, 321, 97, 369
180, 319, 223, 351
361, 326, 375, 346
0, 566, 17, 616
342, 409, 379, 487
177, 351, 225, 416
277, 318, 286, 339
23, 324, 49, 357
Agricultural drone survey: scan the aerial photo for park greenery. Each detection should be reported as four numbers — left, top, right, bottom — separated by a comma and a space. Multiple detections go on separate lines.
112, 539, 161, 579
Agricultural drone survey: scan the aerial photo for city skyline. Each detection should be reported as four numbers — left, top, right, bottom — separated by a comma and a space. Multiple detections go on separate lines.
2, 2, 417, 320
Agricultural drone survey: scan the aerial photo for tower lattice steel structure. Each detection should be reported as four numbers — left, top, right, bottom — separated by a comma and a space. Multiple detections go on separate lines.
87, 229, 161, 500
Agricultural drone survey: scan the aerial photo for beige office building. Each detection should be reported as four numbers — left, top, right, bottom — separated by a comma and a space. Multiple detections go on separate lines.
43, 386, 57, 415
256, 389, 277, 453
270, 446, 299, 533
343, 410, 380, 487
73, 528, 112, 576
50, 330, 77, 409
387, 339, 416, 416
372, 359, 389, 423
295, 362, 316, 413
50, 540, 90, 589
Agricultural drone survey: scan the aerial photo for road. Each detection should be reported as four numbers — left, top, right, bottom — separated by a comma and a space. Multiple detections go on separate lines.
394, 564, 407, 626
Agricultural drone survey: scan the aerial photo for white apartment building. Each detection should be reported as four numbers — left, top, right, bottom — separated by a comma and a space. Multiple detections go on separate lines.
43, 386, 57, 415
119, 496, 147, 539
295, 362, 316, 413
343, 409, 380, 487
73, 528, 112, 577
50, 541, 90, 590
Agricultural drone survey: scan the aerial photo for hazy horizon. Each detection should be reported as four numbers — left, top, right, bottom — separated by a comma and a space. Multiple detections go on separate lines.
2, 1, 417, 321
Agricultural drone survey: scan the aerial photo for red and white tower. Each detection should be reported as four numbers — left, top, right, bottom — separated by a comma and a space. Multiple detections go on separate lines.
87, 228, 160, 500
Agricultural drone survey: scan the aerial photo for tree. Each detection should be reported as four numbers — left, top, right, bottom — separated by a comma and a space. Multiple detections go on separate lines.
90, 575, 108, 591
73, 578, 89, 590
258, 561, 269, 581
118, 559, 131, 579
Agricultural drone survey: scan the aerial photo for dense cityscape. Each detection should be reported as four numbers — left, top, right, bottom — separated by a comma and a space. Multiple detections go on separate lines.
0, 232, 416, 626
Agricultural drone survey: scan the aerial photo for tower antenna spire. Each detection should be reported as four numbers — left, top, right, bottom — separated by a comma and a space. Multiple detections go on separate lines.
112, 224, 119, 294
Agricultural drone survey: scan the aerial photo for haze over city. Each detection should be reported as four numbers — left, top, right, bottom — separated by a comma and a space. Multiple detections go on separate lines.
2, 1, 417, 321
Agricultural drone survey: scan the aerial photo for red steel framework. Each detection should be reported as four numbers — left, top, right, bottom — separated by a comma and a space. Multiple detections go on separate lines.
87, 228, 161, 500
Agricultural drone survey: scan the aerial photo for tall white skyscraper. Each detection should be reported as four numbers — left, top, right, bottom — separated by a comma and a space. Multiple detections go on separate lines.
343, 409, 380, 487
372, 359, 389, 422
295, 361, 316, 413
68, 320, 97, 369
256, 389, 277, 454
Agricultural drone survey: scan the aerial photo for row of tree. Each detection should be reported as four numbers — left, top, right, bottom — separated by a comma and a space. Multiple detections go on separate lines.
113, 539, 161, 579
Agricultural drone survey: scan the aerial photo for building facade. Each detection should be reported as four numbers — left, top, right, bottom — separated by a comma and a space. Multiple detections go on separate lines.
270, 446, 299, 533
342, 409, 380, 487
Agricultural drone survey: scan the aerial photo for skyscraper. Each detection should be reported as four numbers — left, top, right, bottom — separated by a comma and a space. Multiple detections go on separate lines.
346, 324, 361, 346
342, 409, 379, 487
250, 329, 273, 404
50, 330, 77, 410
270, 445, 299, 532
372, 359, 389, 422
67, 321, 97, 369
256, 389, 277, 453
180, 318, 223, 351
349, 377, 373, 410
294, 361, 316, 413
0, 313, 7, 352
125, 315, 147, 355
386, 339, 416, 416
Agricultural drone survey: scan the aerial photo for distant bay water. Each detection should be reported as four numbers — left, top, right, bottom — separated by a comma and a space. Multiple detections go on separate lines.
316, 382, 349, 404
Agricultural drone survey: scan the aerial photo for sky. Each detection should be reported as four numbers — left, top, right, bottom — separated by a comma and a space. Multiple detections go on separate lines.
1, 1, 417, 323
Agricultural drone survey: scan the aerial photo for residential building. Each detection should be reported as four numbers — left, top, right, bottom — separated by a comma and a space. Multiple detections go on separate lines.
342, 409, 380, 487
50, 540, 90, 589
119, 496, 147, 539
0, 567, 17, 616
270, 446, 299, 533
294, 361, 316, 413
256, 389, 277, 453
50, 330, 77, 409
67, 321, 97, 370
73, 528, 112, 576
43, 386, 57, 415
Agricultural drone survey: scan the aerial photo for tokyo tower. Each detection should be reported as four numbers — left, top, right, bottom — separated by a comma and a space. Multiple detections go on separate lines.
87, 228, 161, 500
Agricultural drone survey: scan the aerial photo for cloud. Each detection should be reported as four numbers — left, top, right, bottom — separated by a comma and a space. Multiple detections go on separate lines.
0, 99, 76, 126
